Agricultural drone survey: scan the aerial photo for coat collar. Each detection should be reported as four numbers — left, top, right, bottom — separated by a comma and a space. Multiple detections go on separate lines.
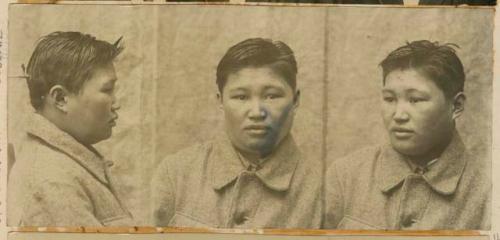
210, 134, 300, 192
26, 113, 109, 185
376, 130, 467, 195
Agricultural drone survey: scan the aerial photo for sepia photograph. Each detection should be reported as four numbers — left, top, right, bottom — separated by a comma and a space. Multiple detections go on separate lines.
5, 3, 493, 232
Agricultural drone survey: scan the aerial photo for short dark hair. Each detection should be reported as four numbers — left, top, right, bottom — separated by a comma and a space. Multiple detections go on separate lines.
26, 31, 123, 110
380, 40, 465, 99
216, 38, 297, 93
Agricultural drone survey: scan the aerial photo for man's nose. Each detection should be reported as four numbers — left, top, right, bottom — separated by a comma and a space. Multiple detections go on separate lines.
248, 100, 266, 120
393, 102, 409, 122
112, 95, 121, 111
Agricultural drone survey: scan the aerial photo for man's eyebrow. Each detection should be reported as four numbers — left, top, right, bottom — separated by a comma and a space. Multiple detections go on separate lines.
104, 77, 118, 85
406, 88, 429, 94
227, 87, 248, 92
101, 78, 117, 87
381, 89, 394, 93
263, 85, 285, 90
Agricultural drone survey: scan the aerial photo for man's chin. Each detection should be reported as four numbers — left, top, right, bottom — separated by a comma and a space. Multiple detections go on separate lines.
390, 141, 422, 157
244, 141, 277, 155
95, 130, 113, 144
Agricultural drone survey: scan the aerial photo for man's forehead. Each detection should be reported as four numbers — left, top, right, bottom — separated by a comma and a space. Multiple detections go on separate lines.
381, 87, 430, 94
228, 69, 291, 85
80, 65, 117, 90
94, 65, 117, 80
384, 70, 439, 89
226, 82, 286, 90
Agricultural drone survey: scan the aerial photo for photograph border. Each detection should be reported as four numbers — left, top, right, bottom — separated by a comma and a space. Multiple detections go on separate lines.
0, 1, 497, 239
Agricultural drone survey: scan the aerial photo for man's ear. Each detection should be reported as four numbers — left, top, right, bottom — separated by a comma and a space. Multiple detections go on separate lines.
452, 92, 466, 120
47, 85, 70, 113
293, 90, 301, 110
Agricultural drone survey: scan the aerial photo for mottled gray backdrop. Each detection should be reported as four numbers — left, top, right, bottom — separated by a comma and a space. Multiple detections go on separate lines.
8, 4, 493, 225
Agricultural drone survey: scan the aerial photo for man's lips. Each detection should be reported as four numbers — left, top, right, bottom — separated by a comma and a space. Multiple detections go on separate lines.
391, 127, 414, 138
391, 127, 413, 132
109, 115, 118, 127
244, 125, 270, 135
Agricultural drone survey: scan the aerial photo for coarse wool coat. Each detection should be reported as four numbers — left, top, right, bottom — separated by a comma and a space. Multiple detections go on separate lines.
8, 113, 133, 226
323, 131, 490, 230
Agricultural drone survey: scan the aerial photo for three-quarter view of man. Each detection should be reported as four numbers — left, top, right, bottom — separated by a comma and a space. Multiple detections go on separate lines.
323, 40, 490, 230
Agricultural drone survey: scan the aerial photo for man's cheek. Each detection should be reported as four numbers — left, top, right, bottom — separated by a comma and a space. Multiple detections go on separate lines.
231, 109, 245, 120
276, 105, 291, 121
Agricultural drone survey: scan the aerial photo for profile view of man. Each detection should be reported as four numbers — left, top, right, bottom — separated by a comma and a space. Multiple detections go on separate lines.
8, 31, 132, 226
323, 40, 490, 230
151, 38, 323, 228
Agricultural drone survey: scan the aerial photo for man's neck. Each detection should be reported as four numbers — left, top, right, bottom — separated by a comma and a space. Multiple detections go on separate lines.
408, 132, 454, 167
238, 150, 270, 167
38, 108, 92, 149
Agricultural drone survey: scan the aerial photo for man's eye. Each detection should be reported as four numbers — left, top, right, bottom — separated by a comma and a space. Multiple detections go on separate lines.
409, 98, 425, 103
266, 94, 281, 100
102, 88, 114, 94
383, 97, 395, 103
232, 95, 247, 100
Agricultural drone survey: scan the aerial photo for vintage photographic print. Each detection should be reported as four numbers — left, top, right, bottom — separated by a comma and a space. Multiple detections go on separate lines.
4, 3, 493, 232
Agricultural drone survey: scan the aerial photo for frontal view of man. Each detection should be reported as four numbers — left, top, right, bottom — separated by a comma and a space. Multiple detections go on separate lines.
151, 38, 323, 228
8, 32, 132, 226
323, 40, 490, 230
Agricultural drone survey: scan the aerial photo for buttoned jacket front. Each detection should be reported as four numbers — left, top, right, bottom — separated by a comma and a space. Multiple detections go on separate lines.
323, 132, 490, 230
151, 134, 323, 229
8, 113, 133, 226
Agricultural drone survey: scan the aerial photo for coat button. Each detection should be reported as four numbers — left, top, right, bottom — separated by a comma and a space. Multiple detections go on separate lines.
414, 167, 426, 175
401, 218, 418, 228
105, 160, 114, 167
233, 212, 249, 225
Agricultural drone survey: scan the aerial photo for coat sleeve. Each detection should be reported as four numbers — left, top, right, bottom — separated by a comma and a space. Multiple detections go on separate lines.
21, 181, 102, 226
322, 161, 345, 229
150, 159, 176, 226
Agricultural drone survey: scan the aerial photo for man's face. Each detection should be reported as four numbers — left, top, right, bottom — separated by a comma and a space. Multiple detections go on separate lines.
66, 63, 120, 145
220, 66, 298, 157
381, 69, 456, 158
